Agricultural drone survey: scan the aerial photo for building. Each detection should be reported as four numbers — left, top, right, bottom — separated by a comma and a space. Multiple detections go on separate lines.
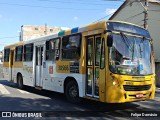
109, 0, 160, 86
20, 25, 64, 41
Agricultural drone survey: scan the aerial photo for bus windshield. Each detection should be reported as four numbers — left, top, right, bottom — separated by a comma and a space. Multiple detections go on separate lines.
109, 33, 152, 76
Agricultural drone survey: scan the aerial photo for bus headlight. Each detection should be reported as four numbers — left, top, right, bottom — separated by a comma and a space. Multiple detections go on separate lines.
110, 73, 120, 87
112, 79, 120, 86
113, 81, 117, 85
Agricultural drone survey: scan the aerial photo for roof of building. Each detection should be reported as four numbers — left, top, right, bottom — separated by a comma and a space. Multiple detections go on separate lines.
109, 0, 160, 20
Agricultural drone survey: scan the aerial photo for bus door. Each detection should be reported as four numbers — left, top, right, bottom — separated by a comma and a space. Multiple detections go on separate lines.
35, 45, 44, 87
9, 50, 14, 81
86, 35, 101, 98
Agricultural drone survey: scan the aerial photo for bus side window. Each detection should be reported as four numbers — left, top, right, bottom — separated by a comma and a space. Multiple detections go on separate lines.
24, 44, 33, 61
15, 46, 23, 62
62, 34, 81, 60
46, 41, 50, 61
4, 48, 10, 62
46, 38, 60, 61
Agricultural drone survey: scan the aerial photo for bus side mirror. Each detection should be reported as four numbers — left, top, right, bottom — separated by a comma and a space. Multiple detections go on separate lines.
107, 35, 113, 47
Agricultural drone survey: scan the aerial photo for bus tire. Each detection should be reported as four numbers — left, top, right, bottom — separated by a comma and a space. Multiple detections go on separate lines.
65, 80, 81, 103
17, 74, 24, 89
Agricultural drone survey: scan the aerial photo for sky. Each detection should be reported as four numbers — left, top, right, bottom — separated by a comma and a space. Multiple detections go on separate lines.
0, 0, 125, 50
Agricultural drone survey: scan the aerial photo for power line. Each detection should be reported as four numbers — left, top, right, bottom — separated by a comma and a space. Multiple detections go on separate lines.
0, 36, 19, 39
0, 2, 103, 11
102, 0, 125, 2
37, 0, 121, 6
0, 0, 126, 42
148, 19, 160, 21
69, 0, 124, 1
93, 12, 115, 23
93, 1, 131, 22
122, 12, 143, 21
134, 20, 144, 25
0, 43, 7, 45
47, 0, 125, 3
0, 33, 52, 39
149, 10, 160, 12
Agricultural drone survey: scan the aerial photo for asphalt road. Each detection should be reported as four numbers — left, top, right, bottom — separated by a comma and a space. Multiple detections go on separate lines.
0, 80, 160, 120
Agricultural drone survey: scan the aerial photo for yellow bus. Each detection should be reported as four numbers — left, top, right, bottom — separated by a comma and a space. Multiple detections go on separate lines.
2, 20, 155, 103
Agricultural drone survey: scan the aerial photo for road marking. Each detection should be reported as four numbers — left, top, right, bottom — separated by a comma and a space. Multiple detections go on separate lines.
0, 84, 10, 94
17, 89, 30, 94
126, 109, 134, 112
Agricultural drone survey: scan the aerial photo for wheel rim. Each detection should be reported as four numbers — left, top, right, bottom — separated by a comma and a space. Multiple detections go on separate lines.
69, 86, 78, 98
18, 76, 22, 88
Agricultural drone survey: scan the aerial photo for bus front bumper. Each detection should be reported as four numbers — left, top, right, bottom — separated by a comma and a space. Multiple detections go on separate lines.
106, 84, 155, 103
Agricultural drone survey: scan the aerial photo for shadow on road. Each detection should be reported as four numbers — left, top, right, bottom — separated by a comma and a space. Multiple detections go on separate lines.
0, 80, 158, 119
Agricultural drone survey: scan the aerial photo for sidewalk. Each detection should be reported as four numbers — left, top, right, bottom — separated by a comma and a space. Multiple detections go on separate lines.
156, 86, 160, 93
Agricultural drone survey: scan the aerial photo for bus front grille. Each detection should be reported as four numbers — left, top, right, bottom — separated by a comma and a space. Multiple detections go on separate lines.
123, 84, 151, 91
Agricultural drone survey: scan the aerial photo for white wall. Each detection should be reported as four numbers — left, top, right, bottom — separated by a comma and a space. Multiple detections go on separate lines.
110, 2, 160, 62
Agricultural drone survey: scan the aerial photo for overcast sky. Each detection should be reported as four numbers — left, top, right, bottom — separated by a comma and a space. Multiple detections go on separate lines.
0, 0, 124, 50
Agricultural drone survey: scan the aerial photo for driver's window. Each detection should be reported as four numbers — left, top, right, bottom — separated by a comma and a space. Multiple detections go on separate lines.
111, 42, 122, 65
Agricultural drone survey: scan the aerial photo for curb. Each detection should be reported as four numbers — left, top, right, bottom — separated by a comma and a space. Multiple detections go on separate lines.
156, 87, 160, 93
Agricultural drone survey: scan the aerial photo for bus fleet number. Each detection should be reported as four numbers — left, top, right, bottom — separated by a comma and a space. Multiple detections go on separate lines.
58, 65, 69, 71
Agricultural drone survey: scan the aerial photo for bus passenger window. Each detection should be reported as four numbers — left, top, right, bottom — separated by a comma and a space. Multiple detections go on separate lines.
15, 46, 23, 62
24, 44, 33, 61
46, 38, 60, 61
62, 34, 81, 60
4, 48, 10, 62
95, 37, 101, 66
46, 41, 50, 61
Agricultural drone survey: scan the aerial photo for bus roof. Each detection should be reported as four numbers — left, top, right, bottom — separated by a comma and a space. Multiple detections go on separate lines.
4, 20, 146, 49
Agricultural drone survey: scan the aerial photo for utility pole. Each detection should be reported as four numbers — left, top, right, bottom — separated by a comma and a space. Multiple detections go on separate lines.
139, 0, 149, 29
144, 0, 149, 29
45, 24, 47, 35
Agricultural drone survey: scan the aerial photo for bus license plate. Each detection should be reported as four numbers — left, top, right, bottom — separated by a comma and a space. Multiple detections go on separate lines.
136, 94, 143, 98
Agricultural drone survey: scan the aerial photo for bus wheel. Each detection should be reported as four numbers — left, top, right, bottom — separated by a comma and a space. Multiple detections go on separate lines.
65, 81, 81, 103
17, 74, 24, 89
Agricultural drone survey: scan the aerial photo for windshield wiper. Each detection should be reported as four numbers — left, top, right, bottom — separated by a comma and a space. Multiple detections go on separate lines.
120, 32, 133, 52
139, 36, 146, 58
120, 32, 135, 60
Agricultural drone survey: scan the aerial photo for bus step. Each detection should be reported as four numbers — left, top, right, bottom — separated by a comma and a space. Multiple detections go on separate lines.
35, 86, 42, 90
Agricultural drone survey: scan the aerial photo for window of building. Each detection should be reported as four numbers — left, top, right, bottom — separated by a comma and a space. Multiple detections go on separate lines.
46, 38, 60, 61
35, 27, 38, 30
4, 48, 10, 62
15, 46, 23, 62
24, 44, 33, 61
62, 34, 81, 60
50, 29, 53, 32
